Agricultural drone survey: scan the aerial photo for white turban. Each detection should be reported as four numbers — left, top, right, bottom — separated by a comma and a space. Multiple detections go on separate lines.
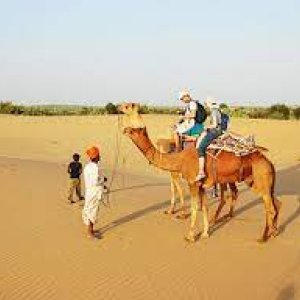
205, 96, 219, 109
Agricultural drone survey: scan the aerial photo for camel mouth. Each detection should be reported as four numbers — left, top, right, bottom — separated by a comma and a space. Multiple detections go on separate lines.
123, 126, 146, 136
123, 127, 133, 135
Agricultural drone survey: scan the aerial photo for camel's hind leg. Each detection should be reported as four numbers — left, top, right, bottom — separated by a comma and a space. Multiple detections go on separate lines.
210, 183, 227, 225
252, 169, 280, 242
259, 193, 279, 242
227, 182, 238, 218
272, 197, 281, 231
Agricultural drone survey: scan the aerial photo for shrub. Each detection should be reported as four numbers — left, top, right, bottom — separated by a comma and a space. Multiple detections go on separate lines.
219, 103, 228, 110
292, 107, 300, 120
0, 102, 15, 114
105, 102, 118, 114
247, 108, 269, 119
267, 104, 290, 120
139, 105, 150, 114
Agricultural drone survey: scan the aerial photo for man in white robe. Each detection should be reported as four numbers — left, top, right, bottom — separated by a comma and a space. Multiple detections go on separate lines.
82, 146, 105, 238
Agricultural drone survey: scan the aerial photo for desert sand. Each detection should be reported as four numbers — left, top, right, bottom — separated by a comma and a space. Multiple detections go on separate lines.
0, 115, 300, 300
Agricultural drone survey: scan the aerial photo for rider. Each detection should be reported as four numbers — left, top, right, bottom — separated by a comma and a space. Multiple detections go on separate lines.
195, 97, 223, 181
173, 90, 205, 151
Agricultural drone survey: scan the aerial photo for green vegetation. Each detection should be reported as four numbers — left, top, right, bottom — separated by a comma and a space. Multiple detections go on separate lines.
0, 102, 106, 116
247, 104, 293, 120
292, 107, 300, 120
0, 101, 299, 120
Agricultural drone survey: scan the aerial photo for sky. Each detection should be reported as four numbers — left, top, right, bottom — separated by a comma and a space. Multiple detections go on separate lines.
0, 0, 299, 106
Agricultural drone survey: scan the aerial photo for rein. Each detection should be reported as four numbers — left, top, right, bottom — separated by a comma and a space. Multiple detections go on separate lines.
102, 114, 123, 208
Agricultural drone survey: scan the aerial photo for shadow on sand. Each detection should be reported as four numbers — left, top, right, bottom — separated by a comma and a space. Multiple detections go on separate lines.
101, 164, 300, 235
109, 182, 169, 194
100, 199, 170, 233
276, 283, 296, 300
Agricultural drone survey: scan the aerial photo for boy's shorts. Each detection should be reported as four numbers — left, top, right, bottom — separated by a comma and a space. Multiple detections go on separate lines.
185, 123, 204, 137
175, 120, 204, 136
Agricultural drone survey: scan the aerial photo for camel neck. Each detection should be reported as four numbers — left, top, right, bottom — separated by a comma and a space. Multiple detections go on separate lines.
130, 129, 182, 172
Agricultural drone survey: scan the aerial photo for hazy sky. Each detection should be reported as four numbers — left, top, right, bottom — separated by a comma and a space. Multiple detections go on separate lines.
0, 0, 299, 106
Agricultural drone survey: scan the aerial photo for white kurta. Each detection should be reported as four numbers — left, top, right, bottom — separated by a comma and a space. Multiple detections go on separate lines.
82, 162, 104, 225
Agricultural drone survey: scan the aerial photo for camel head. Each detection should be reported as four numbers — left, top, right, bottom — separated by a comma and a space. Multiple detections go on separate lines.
118, 102, 140, 115
118, 102, 144, 129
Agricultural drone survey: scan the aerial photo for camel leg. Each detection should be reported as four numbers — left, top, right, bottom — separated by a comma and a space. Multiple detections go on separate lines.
227, 182, 238, 218
259, 193, 277, 242
210, 183, 227, 225
185, 183, 200, 242
164, 173, 176, 215
200, 187, 209, 238
173, 175, 185, 209
272, 197, 282, 232
172, 174, 187, 219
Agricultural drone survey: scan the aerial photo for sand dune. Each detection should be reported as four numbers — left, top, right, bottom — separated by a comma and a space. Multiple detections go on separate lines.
0, 116, 300, 299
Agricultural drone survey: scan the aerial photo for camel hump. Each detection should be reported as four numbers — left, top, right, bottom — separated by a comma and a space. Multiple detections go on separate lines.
156, 138, 176, 153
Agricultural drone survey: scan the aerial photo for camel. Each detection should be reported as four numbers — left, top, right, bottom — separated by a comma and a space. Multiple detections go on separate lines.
119, 103, 281, 242
156, 137, 239, 223
119, 102, 238, 222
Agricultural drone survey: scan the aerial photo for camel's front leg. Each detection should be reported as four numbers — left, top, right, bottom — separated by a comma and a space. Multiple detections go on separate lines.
185, 184, 200, 242
173, 174, 185, 210
172, 173, 187, 219
164, 173, 176, 215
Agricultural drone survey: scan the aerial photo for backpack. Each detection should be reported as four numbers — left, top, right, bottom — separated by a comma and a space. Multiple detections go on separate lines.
194, 101, 207, 124
220, 112, 230, 131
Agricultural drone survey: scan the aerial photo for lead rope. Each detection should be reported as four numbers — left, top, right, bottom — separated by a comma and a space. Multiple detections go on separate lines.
102, 114, 123, 208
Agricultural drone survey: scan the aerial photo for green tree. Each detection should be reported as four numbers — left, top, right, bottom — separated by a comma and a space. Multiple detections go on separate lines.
105, 102, 118, 114
267, 104, 290, 120
292, 107, 300, 120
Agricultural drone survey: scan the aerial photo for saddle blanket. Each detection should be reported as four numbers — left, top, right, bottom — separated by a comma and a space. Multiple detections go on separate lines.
208, 132, 257, 156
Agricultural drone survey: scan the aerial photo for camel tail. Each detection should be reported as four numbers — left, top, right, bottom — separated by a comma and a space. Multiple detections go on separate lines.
270, 162, 276, 197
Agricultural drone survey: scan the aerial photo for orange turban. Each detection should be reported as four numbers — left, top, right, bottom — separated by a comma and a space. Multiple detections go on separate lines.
86, 146, 100, 159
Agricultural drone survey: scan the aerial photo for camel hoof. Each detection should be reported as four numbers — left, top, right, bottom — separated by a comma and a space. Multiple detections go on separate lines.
184, 233, 196, 243
257, 236, 268, 244
270, 228, 279, 238
201, 232, 209, 239
164, 209, 175, 215
227, 212, 234, 219
176, 213, 188, 220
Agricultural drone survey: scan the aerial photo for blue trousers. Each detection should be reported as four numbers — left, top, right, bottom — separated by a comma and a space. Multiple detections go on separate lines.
197, 129, 221, 157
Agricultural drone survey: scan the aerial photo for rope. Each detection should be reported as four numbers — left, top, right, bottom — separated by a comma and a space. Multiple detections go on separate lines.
102, 114, 123, 208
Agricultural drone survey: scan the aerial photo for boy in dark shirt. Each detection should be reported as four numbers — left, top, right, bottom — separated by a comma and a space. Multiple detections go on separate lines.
67, 153, 84, 203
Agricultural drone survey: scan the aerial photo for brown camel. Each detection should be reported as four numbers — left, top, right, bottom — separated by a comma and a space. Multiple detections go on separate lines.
156, 138, 239, 223
119, 103, 281, 242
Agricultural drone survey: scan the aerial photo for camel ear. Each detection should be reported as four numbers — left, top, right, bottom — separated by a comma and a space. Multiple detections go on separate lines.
132, 103, 140, 111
